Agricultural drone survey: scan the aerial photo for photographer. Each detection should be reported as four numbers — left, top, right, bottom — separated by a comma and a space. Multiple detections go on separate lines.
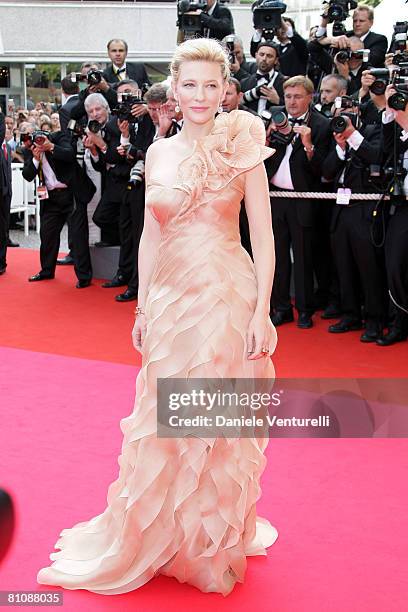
265, 76, 332, 328
356, 69, 387, 126
322, 99, 386, 342
21, 129, 84, 287
308, 35, 369, 95
103, 39, 151, 89
114, 82, 168, 302
222, 35, 255, 83
198, 0, 234, 41
251, 16, 309, 77
377, 84, 408, 345
241, 42, 285, 116
314, 3, 388, 68
69, 62, 120, 125
315, 73, 348, 116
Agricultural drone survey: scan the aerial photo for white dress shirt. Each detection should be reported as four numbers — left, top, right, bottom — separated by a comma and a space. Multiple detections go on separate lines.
270, 112, 308, 190
33, 154, 67, 190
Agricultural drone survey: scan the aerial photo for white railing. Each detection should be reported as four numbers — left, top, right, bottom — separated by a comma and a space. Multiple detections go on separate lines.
10, 163, 40, 235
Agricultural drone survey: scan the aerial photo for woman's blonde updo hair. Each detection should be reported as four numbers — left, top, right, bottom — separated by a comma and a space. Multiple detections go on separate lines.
170, 37, 231, 83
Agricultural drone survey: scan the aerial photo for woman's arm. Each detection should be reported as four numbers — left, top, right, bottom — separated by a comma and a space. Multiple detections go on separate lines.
244, 161, 276, 360
244, 161, 275, 316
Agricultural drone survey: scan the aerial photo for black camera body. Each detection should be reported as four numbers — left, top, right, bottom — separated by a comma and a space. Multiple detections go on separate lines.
177, 0, 208, 34
87, 120, 102, 134
330, 112, 359, 133
252, 0, 287, 40
369, 66, 408, 98
335, 48, 370, 64
323, 0, 357, 36
20, 130, 50, 146
392, 21, 408, 53
70, 69, 104, 86
225, 34, 236, 64
111, 93, 145, 123
262, 108, 298, 146
67, 119, 86, 138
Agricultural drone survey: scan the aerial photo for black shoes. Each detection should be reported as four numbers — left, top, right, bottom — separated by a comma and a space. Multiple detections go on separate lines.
7, 238, 19, 248
360, 322, 383, 343
28, 273, 54, 282
102, 274, 128, 289
297, 313, 313, 329
76, 279, 91, 289
115, 289, 137, 302
376, 329, 408, 346
321, 304, 342, 320
56, 255, 74, 265
271, 310, 294, 326
329, 318, 362, 333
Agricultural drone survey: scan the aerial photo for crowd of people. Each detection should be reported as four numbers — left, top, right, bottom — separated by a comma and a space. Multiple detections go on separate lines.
0, 1, 407, 347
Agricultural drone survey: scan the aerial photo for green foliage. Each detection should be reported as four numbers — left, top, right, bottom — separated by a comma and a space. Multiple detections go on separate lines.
361, 0, 382, 7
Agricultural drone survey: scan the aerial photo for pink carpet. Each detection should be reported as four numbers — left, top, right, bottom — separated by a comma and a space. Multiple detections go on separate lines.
0, 346, 407, 611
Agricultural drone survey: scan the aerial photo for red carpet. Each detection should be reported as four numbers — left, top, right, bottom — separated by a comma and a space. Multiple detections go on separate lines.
0, 248, 407, 611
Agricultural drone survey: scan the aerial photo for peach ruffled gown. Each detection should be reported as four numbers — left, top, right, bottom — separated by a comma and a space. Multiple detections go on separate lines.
37, 110, 278, 596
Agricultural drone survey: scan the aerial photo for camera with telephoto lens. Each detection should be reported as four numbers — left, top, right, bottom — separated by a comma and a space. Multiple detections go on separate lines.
330, 112, 359, 133
177, 0, 208, 35
330, 96, 360, 133
111, 92, 145, 123
20, 130, 50, 146
127, 160, 146, 189
252, 1, 287, 40
87, 119, 102, 134
225, 35, 236, 64
369, 66, 408, 96
393, 52, 408, 66
391, 21, 408, 53
70, 69, 104, 86
67, 119, 86, 138
322, 0, 357, 36
335, 49, 370, 64
262, 108, 297, 146
243, 73, 277, 103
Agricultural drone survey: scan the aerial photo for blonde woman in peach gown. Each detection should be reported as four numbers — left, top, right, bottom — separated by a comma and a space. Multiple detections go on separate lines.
37, 38, 278, 597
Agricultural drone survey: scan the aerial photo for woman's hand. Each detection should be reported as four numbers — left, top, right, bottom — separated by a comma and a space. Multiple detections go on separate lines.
132, 314, 147, 353
247, 310, 274, 360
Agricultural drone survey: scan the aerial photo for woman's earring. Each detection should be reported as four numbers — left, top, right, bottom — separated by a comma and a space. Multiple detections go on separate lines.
218, 104, 223, 113
175, 102, 180, 113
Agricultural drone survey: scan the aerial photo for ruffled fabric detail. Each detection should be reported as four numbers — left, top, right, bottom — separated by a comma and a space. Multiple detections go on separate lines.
173, 109, 274, 207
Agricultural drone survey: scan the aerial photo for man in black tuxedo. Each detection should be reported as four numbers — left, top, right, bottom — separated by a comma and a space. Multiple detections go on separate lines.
308, 36, 369, 96
376, 87, 408, 346
114, 83, 168, 302
222, 34, 256, 83
322, 106, 385, 342
22, 131, 87, 286
251, 17, 309, 77
199, 0, 234, 41
313, 4, 388, 68
241, 42, 286, 116
0, 111, 11, 275
103, 39, 150, 87
265, 76, 331, 328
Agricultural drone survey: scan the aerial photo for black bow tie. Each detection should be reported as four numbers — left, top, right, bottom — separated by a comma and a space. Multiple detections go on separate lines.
289, 117, 304, 126
256, 73, 268, 81
115, 67, 126, 74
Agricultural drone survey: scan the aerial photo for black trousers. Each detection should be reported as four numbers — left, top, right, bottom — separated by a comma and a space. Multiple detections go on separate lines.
70, 198, 92, 281
92, 177, 127, 246
119, 185, 145, 291
0, 192, 11, 269
331, 204, 386, 322
385, 205, 408, 329
271, 196, 315, 315
312, 199, 340, 308
38, 189, 75, 277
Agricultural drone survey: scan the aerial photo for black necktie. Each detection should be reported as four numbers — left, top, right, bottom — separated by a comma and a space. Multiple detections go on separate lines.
289, 118, 303, 126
